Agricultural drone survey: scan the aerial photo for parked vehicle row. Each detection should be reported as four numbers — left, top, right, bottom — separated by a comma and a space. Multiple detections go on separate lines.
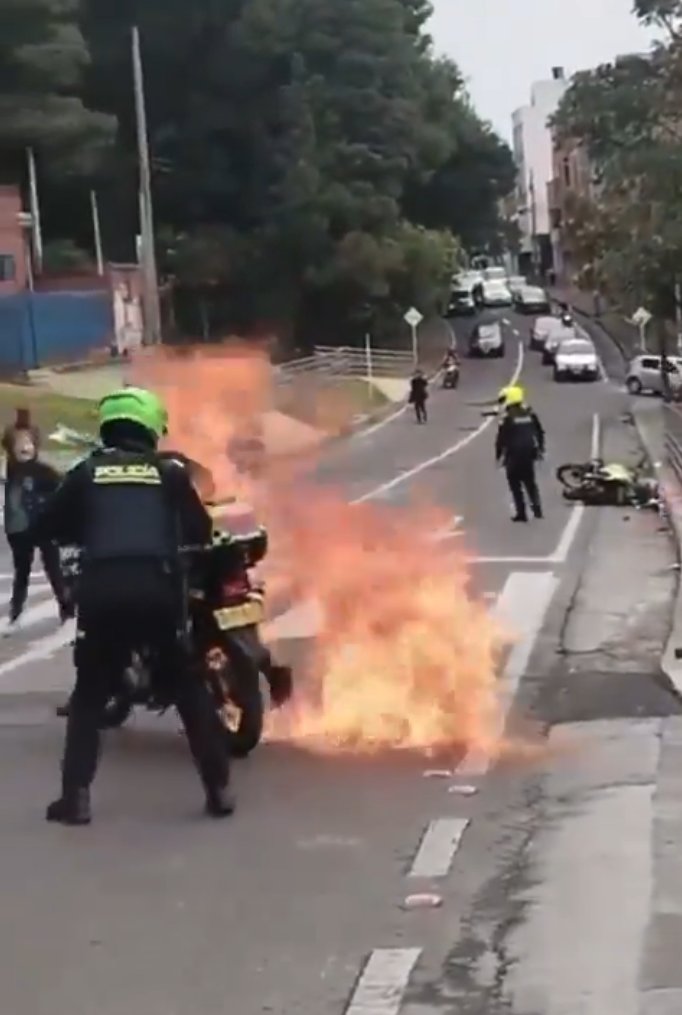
528, 312, 599, 382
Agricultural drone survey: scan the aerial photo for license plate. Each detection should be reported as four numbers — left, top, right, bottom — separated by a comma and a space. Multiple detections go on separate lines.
213, 600, 264, 631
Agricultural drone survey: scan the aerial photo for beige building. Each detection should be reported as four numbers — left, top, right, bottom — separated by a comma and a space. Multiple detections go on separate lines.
547, 134, 597, 282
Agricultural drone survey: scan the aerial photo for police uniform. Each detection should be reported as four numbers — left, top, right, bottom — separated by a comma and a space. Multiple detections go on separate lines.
495, 394, 545, 522
33, 392, 233, 825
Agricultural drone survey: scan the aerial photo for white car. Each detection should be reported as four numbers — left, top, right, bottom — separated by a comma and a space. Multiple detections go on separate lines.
542, 323, 584, 364
626, 354, 682, 395
483, 266, 507, 282
553, 338, 600, 381
530, 315, 561, 351
507, 275, 527, 297
482, 279, 512, 307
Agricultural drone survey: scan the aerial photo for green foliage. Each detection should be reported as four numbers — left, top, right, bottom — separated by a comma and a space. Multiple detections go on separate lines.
552, 32, 682, 318
0, 0, 514, 341
0, 0, 114, 175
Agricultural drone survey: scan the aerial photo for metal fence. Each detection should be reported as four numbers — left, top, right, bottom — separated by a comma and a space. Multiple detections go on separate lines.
275, 344, 414, 384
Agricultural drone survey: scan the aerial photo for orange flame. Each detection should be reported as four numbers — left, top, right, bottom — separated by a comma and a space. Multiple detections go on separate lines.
130, 344, 507, 758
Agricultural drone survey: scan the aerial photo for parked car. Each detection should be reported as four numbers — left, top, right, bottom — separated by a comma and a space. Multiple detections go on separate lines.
507, 275, 527, 298
625, 354, 682, 395
447, 286, 476, 316
469, 320, 505, 358
513, 285, 550, 315
482, 279, 513, 307
483, 266, 507, 282
553, 338, 600, 382
530, 315, 561, 351
542, 323, 582, 364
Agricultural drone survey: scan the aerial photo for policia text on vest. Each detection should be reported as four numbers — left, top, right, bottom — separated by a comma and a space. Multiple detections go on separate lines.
93, 463, 162, 485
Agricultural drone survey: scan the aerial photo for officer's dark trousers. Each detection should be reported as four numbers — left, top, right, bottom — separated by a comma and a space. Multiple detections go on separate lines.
61, 562, 229, 796
413, 398, 427, 423
505, 459, 542, 520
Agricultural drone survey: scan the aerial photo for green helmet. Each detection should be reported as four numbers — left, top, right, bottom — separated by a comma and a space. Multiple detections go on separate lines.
98, 386, 168, 440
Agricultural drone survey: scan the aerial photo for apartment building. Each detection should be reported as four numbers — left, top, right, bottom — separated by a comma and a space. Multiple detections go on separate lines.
511, 67, 569, 275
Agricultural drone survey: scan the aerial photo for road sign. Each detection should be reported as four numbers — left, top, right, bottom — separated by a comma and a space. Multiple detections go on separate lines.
632, 307, 652, 327
404, 307, 423, 328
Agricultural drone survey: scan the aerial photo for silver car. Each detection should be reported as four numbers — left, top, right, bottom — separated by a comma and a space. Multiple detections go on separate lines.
626, 354, 682, 395
553, 338, 599, 382
530, 315, 561, 351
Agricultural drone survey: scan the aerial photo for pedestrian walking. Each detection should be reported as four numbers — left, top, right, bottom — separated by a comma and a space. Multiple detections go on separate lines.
495, 385, 545, 522
2, 411, 71, 633
409, 369, 428, 424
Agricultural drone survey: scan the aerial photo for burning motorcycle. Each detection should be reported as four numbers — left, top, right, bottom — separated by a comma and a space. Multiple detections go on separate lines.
61, 531, 292, 757
556, 456, 659, 508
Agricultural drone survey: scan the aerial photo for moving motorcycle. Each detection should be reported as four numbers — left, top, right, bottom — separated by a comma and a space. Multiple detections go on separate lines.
556, 456, 659, 508
442, 361, 460, 389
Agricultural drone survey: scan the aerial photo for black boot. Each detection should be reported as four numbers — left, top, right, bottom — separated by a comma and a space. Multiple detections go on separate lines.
205, 782, 236, 818
46, 788, 91, 826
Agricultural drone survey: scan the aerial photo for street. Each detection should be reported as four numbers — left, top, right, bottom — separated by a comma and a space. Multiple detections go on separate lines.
0, 307, 678, 1015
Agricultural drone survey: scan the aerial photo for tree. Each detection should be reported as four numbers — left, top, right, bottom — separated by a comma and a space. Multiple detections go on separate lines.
0, 0, 114, 179
551, 35, 682, 320
51, 0, 514, 342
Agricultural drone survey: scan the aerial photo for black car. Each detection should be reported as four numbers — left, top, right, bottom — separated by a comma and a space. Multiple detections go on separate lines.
447, 287, 476, 316
513, 286, 551, 315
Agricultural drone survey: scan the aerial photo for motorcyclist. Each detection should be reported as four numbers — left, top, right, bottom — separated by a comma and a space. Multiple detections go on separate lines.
32, 386, 234, 825
495, 385, 545, 522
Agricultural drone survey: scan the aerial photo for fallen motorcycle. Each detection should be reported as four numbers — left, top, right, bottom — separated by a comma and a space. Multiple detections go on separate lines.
556, 456, 659, 508
60, 532, 292, 758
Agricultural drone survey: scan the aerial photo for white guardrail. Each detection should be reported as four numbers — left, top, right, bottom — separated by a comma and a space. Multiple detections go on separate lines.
275, 345, 414, 384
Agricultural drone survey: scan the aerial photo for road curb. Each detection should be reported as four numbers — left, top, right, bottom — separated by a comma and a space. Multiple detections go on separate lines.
631, 406, 682, 697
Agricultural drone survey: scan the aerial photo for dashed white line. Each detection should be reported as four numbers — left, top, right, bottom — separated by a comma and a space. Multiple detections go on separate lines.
345, 948, 421, 1015
408, 818, 469, 878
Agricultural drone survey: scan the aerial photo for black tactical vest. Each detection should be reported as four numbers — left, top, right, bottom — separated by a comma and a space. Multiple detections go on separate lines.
81, 448, 177, 562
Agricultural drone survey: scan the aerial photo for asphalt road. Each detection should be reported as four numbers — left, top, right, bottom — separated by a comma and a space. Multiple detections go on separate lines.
0, 307, 640, 1015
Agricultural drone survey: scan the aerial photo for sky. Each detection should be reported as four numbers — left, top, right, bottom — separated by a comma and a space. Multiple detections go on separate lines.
428, 0, 660, 140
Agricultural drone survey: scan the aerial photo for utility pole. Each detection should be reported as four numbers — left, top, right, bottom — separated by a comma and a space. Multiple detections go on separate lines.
132, 26, 162, 344
90, 190, 104, 276
26, 148, 43, 276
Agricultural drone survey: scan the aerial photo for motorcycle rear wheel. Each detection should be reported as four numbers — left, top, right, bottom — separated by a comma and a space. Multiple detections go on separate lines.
218, 677, 264, 758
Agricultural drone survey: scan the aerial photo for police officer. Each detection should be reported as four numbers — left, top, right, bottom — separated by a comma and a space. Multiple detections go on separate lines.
495, 385, 545, 522
32, 387, 234, 825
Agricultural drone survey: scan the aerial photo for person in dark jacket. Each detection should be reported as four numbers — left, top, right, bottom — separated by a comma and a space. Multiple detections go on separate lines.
3, 421, 70, 633
495, 385, 545, 522
409, 369, 429, 424
32, 387, 233, 826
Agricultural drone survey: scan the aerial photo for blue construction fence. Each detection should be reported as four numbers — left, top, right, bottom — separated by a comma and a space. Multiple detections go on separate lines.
0, 290, 113, 372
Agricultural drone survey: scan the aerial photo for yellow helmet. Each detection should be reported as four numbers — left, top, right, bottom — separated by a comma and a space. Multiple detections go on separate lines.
498, 384, 524, 407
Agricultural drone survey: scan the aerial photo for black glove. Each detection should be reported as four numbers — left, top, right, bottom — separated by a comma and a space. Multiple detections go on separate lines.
268, 664, 293, 707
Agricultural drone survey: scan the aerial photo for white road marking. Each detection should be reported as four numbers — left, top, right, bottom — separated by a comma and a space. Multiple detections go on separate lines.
408, 817, 469, 878
0, 621, 76, 688
352, 339, 524, 504
459, 570, 559, 777
345, 948, 421, 1015
0, 595, 59, 635
548, 506, 585, 565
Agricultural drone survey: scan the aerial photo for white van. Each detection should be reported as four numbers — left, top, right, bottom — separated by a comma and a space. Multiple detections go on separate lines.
626, 354, 682, 395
